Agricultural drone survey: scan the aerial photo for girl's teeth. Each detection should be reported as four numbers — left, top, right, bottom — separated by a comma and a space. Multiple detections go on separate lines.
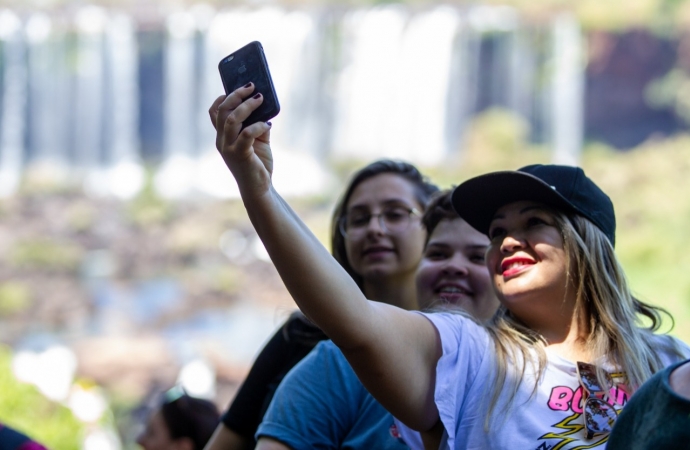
439, 287, 466, 294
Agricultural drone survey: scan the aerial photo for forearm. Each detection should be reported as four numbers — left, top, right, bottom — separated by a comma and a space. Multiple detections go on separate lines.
211, 89, 439, 429
204, 425, 252, 450
256, 437, 291, 450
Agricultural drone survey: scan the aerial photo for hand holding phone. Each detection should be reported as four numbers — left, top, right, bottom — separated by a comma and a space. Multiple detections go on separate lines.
218, 41, 280, 128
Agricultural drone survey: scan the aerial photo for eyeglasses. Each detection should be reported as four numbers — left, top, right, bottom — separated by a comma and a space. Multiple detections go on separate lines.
576, 361, 619, 439
339, 206, 421, 238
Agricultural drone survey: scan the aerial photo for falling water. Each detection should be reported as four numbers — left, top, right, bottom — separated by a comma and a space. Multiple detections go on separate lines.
551, 13, 583, 166
331, 5, 461, 165
97, 13, 144, 199
0, 4, 585, 198
25, 13, 69, 173
0, 9, 25, 197
72, 7, 106, 172
155, 9, 199, 198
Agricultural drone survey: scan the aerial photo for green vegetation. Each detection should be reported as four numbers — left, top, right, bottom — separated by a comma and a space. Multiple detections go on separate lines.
0, 282, 31, 315
126, 167, 174, 227
9, 238, 83, 272
0, 346, 84, 449
585, 136, 690, 339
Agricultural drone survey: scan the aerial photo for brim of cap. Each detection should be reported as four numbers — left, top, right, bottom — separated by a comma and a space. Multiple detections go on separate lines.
451, 170, 579, 236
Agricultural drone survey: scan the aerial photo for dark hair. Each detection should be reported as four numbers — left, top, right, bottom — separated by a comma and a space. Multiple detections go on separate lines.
420, 189, 458, 245
330, 159, 439, 290
160, 394, 220, 450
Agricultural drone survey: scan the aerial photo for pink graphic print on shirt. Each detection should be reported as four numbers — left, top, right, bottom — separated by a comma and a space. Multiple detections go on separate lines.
538, 372, 629, 449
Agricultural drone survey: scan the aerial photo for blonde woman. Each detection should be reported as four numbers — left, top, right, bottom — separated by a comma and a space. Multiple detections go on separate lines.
209, 84, 689, 449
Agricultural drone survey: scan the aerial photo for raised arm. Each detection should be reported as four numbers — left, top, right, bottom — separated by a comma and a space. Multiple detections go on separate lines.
209, 86, 439, 430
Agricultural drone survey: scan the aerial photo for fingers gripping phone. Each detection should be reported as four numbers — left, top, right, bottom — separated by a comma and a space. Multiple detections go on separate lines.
218, 41, 281, 128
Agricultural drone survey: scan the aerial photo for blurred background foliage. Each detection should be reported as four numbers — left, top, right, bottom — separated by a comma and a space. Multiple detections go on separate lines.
0, 345, 83, 449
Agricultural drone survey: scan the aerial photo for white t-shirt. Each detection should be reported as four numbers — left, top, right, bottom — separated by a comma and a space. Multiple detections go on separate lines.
396, 312, 689, 450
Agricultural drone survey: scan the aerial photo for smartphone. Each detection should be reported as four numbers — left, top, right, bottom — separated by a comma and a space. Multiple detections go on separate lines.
218, 41, 280, 128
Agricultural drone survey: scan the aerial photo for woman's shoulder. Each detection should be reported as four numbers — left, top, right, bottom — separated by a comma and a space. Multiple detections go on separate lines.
649, 333, 690, 365
416, 310, 491, 357
418, 310, 488, 335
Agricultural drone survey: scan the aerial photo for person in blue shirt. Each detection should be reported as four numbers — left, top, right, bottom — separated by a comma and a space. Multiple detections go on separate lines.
205, 159, 439, 450
254, 190, 499, 449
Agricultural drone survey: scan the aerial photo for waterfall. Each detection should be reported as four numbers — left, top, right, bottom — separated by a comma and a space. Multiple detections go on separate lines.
0, 9, 26, 197
97, 13, 143, 199
551, 13, 583, 165
0, 4, 585, 198
155, 9, 199, 198
72, 6, 106, 172
25, 13, 69, 175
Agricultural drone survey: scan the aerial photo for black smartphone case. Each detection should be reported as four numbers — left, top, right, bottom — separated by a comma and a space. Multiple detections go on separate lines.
218, 41, 281, 127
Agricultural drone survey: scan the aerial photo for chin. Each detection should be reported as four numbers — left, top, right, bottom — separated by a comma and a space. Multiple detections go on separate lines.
361, 266, 395, 280
434, 296, 471, 310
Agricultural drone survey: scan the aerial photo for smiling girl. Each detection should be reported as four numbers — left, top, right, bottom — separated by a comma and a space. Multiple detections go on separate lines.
209, 85, 689, 449
207, 159, 438, 450
414, 191, 498, 321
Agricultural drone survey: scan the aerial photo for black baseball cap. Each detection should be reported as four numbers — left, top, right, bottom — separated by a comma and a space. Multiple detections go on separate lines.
451, 164, 616, 246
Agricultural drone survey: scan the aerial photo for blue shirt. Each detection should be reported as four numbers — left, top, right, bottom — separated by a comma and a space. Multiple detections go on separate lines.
256, 340, 410, 449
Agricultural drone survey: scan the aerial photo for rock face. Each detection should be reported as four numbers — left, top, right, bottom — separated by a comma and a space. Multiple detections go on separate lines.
0, 190, 306, 406
585, 29, 683, 148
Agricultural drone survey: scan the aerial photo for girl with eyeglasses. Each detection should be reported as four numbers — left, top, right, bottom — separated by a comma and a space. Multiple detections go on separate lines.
209, 84, 689, 449
206, 159, 438, 450
254, 189, 499, 450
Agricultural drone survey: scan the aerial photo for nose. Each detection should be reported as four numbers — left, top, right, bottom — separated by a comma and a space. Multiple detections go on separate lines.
441, 254, 470, 276
499, 233, 526, 254
365, 213, 386, 236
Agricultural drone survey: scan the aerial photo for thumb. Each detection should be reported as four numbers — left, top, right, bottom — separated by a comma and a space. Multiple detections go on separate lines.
255, 122, 272, 144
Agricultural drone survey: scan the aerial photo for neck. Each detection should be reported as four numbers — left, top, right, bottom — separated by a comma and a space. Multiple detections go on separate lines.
362, 273, 419, 311
518, 292, 592, 362
535, 305, 591, 362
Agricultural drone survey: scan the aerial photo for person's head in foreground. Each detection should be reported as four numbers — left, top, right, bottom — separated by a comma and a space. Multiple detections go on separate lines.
331, 159, 438, 304
452, 163, 685, 437
416, 189, 499, 320
137, 388, 220, 450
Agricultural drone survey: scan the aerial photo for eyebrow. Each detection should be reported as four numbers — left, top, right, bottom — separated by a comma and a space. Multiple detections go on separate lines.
348, 199, 416, 211
425, 242, 487, 251
424, 242, 448, 249
491, 204, 545, 222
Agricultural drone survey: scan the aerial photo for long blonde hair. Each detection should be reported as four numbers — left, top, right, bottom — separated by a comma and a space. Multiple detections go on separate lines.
483, 209, 684, 426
